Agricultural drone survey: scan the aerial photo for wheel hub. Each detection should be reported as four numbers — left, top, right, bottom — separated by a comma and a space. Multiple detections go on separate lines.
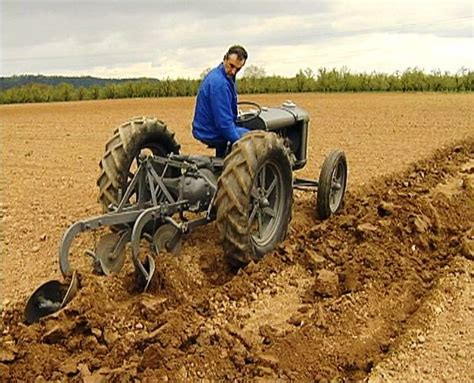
95, 231, 129, 275
258, 195, 270, 208
153, 223, 182, 255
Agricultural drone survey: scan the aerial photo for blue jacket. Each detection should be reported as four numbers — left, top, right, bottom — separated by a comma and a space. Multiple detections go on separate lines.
192, 63, 242, 143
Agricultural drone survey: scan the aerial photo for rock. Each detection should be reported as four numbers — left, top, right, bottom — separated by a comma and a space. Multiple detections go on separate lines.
91, 327, 102, 338
327, 239, 339, 249
377, 201, 395, 217
339, 215, 357, 229
255, 365, 277, 378
287, 314, 304, 327
341, 267, 358, 293
410, 214, 430, 233
141, 343, 166, 369
40, 233, 47, 241
82, 335, 100, 350
31, 246, 40, 253
139, 296, 167, 318
96, 344, 108, 355
42, 325, 66, 344
297, 305, 311, 314
225, 324, 253, 349
196, 329, 211, 347
103, 329, 120, 347
0, 363, 10, 380
0, 347, 16, 362
83, 372, 107, 383
175, 366, 188, 380
229, 343, 247, 368
313, 269, 339, 297
125, 331, 135, 341
356, 223, 378, 239
59, 359, 78, 375
460, 236, 474, 260
289, 279, 298, 287
257, 353, 279, 368
306, 248, 325, 266
78, 363, 91, 377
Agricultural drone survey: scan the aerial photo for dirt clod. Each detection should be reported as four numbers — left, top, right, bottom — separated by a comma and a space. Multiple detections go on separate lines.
313, 269, 340, 297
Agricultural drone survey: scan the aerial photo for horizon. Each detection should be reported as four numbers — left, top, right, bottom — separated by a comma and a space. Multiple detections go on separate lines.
2, 65, 472, 82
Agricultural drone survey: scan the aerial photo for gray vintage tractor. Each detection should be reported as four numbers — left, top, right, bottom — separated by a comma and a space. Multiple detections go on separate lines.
24, 100, 348, 324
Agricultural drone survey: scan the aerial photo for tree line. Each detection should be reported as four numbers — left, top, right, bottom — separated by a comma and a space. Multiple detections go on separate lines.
0, 74, 159, 91
0, 67, 471, 105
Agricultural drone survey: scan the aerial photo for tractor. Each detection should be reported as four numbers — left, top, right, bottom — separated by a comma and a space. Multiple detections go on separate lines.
24, 100, 348, 324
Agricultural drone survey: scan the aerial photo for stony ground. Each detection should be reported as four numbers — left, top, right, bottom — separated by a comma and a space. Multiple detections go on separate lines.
0, 93, 473, 381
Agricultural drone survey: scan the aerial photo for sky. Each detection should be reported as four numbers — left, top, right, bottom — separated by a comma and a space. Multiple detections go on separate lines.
1, 0, 472, 79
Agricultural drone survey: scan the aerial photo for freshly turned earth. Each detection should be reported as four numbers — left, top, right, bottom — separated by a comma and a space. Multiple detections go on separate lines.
0, 93, 473, 381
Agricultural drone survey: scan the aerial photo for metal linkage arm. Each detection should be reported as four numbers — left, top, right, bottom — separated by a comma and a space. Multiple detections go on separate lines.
59, 210, 141, 277
293, 177, 319, 191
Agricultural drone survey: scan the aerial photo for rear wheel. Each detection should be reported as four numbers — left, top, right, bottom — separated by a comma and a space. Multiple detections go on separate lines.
214, 131, 293, 267
97, 117, 180, 211
316, 150, 347, 219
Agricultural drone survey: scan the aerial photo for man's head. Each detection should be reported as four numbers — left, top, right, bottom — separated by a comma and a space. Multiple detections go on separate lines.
223, 45, 248, 78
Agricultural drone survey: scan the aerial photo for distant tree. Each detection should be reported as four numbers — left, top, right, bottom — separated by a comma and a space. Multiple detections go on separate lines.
295, 69, 316, 92
241, 65, 267, 93
303, 67, 315, 80
199, 67, 212, 80
90, 85, 100, 100
242, 65, 266, 79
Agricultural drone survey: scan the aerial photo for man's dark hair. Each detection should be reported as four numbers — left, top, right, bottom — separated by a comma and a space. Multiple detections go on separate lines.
224, 45, 248, 62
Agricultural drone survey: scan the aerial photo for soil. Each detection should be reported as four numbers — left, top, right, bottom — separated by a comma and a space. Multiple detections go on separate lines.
0, 93, 473, 381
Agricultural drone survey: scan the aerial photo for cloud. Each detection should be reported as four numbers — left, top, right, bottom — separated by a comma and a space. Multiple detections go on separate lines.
1, 0, 472, 77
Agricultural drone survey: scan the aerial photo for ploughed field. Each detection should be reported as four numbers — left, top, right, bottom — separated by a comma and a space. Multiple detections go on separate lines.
0, 93, 473, 381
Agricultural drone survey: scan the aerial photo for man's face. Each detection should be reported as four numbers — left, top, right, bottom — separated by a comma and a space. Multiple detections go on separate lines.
223, 53, 245, 78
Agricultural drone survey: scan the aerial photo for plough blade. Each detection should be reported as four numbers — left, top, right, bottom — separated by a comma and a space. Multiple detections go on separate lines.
133, 253, 156, 291
24, 271, 78, 324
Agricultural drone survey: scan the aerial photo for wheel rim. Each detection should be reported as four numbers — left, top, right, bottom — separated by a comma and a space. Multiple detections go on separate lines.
329, 160, 346, 212
249, 160, 284, 248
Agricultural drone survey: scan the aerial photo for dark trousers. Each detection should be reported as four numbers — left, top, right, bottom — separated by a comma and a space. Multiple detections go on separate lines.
201, 139, 229, 157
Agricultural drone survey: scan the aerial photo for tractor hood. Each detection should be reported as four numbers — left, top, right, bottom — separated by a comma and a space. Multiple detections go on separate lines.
244, 100, 310, 131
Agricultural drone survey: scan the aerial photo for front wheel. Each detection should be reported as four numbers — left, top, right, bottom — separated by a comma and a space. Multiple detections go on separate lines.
316, 150, 348, 219
214, 131, 293, 267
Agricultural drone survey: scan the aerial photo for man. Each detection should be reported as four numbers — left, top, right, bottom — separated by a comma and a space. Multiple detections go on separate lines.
192, 45, 249, 157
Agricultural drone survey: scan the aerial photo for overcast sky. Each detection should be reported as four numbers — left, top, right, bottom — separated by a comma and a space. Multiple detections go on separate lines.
1, 0, 472, 79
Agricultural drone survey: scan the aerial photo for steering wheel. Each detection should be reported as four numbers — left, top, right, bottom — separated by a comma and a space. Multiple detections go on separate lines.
236, 101, 262, 124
